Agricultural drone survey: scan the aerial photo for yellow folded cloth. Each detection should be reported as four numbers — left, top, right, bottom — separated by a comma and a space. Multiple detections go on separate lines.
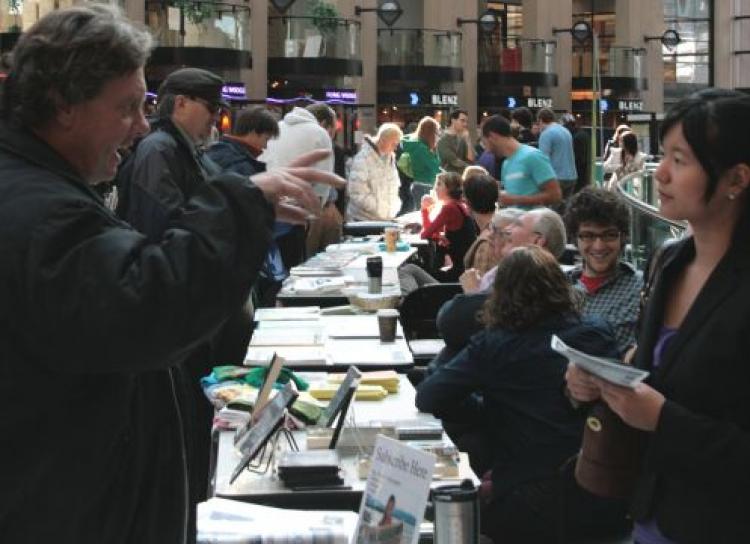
327, 370, 400, 394
308, 383, 389, 401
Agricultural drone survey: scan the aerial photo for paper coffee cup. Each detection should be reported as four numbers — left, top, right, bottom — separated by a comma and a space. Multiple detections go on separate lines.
384, 227, 400, 252
377, 309, 399, 343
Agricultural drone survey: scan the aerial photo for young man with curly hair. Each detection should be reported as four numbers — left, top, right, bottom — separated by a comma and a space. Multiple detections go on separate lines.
564, 187, 643, 355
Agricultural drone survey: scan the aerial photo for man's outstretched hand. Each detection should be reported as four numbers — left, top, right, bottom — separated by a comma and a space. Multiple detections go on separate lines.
250, 149, 346, 224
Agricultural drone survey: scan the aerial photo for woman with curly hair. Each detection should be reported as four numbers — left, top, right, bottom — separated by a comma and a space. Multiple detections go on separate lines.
416, 245, 624, 543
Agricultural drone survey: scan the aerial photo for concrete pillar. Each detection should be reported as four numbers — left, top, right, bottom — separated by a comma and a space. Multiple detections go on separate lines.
523, 0, 572, 112
356, 0, 378, 136
715, 0, 750, 90
247, 0, 268, 102
614, 0, 664, 114
419, 1, 476, 135
123, 0, 144, 28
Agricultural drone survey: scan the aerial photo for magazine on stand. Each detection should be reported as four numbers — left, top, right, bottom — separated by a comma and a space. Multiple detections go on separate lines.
354, 435, 436, 544
551, 334, 649, 389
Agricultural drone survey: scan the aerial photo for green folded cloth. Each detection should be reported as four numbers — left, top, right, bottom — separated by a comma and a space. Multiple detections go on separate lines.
289, 399, 323, 425
212, 365, 251, 382
242, 366, 309, 391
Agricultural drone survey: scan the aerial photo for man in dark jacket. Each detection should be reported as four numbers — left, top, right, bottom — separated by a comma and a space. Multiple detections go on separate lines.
116, 67, 228, 238
115, 66, 244, 516
0, 6, 341, 543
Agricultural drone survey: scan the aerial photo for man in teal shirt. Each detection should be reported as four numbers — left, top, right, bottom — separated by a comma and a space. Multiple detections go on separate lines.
481, 115, 561, 208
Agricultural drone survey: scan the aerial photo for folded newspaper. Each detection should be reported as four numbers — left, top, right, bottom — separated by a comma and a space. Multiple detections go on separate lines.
551, 335, 649, 389
197, 497, 358, 544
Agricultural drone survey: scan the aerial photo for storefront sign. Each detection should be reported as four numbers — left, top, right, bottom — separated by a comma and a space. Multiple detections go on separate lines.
431, 93, 459, 106
526, 96, 553, 109
325, 89, 358, 104
572, 98, 644, 113
502, 96, 553, 109
222, 83, 247, 99
618, 99, 644, 112
377, 91, 460, 108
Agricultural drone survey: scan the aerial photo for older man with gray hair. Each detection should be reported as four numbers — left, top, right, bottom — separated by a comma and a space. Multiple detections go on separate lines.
436, 207, 567, 357
0, 6, 342, 543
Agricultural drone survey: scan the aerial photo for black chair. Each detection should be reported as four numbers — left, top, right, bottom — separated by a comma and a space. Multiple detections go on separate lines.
400, 283, 462, 387
560, 244, 581, 266
399, 283, 463, 341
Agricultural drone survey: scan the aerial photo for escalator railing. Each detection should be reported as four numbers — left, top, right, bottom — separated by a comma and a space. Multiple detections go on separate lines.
615, 169, 687, 270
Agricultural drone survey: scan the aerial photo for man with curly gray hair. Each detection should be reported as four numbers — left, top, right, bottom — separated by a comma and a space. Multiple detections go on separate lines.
0, 6, 342, 543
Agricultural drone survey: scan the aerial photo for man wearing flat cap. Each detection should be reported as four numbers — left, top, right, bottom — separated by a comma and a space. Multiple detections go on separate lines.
115, 66, 238, 515
116, 67, 229, 234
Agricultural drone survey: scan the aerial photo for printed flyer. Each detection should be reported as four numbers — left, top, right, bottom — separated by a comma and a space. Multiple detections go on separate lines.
354, 435, 436, 544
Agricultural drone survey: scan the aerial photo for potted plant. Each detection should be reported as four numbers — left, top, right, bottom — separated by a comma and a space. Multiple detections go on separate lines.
173, 0, 215, 26
7, 0, 22, 33
308, 0, 339, 55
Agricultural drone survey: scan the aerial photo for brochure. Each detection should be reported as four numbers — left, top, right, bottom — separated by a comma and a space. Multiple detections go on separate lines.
354, 435, 436, 544
550, 334, 649, 389
197, 497, 357, 544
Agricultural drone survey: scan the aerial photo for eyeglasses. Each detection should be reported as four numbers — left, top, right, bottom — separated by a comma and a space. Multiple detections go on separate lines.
577, 230, 621, 243
489, 224, 512, 239
190, 96, 221, 115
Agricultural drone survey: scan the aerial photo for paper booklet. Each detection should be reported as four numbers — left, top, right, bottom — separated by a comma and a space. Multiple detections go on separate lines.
354, 435, 436, 544
254, 307, 320, 321
245, 346, 328, 367
197, 497, 358, 544
550, 334, 649, 389
250, 328, 324, 347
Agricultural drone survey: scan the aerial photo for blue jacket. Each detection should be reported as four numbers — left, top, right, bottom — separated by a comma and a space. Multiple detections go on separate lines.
207, 137, 288, 281
416, 315, 618, 498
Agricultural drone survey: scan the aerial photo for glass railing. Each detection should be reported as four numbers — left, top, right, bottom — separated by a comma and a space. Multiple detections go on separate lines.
478, 36, 556, 73
268, 16, 360, 60
146, 1, 251, 49
616, 169, 687, 270
573, 46, 646, 78
377, 28, 461, 68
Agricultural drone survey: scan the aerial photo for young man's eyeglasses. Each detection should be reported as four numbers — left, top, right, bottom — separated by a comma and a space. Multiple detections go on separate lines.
577, 230, 621, 243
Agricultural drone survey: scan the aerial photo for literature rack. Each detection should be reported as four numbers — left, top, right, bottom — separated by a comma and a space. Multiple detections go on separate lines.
244, 414, 299, 476
230, 383, 299, 484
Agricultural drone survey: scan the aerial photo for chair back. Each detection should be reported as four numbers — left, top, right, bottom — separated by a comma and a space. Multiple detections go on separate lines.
399, 283, 463, 340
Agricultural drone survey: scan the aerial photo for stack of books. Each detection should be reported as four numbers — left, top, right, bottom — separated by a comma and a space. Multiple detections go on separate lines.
277, 450, 344, 490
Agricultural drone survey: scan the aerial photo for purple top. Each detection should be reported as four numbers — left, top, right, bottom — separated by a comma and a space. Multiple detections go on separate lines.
632, 326, 678, 544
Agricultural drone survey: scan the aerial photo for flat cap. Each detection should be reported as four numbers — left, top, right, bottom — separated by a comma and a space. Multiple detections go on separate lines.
159, 67, 229, 108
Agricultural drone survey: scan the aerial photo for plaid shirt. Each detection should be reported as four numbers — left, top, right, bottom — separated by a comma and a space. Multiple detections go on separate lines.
568, 261, 643, 356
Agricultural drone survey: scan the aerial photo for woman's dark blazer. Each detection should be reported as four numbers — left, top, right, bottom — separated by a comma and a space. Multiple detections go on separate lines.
631, 224, 750, 543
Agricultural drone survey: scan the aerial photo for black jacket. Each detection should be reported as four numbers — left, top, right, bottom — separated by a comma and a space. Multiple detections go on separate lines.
116, 117, 220, 239
416, 315, 618, 498
631, 224, 750, 543
0, 119, 272, 543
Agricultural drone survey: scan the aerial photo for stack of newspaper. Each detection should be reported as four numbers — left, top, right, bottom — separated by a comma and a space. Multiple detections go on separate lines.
197, 498, 358, 544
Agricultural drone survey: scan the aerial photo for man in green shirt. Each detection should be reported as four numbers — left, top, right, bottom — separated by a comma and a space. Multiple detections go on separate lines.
437, 109, 475, 174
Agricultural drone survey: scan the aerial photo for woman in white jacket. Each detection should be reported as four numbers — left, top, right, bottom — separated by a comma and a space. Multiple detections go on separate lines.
603, 131, 647, 189
346, 123, 403, 221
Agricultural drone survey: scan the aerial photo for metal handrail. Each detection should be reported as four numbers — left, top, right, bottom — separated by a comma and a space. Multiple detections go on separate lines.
615, 169, 688, 231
